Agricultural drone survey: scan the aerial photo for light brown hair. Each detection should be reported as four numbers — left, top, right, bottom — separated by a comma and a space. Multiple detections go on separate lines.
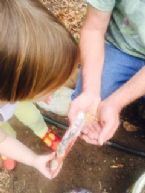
0, 0, 77, 102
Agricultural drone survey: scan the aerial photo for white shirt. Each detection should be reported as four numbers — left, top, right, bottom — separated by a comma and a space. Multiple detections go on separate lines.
0, 104, 17, 122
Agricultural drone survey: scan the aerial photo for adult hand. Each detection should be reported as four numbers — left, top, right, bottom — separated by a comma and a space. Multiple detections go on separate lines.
68, 92, 101, 144
82, 98, 121, 145
69, 92, 100, 123
97, 99, 121, 145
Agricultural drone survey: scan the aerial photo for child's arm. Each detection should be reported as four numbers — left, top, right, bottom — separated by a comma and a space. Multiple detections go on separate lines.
0, 128, 55, 179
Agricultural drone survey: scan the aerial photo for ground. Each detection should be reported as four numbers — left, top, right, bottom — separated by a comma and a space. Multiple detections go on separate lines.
1, 1, 145, 193
1, 101, 145, 193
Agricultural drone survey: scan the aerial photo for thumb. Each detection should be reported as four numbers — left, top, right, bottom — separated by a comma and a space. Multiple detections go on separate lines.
98, 120, 113, 145
45, 152, 56, 161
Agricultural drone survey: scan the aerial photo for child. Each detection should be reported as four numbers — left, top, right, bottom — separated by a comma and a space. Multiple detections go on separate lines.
0, 0, 77, 178
69, 0, 145, 145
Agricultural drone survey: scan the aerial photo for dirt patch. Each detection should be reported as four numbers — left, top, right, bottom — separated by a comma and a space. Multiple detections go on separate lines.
1, 100, 145, 193
40, 0, 87, 41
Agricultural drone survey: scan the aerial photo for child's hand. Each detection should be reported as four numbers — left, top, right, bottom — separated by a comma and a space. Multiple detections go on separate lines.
49, 159, 63, 179
33, 152, 57, 179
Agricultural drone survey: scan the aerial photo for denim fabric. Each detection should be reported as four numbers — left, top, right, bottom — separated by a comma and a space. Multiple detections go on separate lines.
71, 43, 145, 100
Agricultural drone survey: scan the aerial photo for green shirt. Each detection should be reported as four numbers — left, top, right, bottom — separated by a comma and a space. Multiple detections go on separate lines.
87, 0, 145, 59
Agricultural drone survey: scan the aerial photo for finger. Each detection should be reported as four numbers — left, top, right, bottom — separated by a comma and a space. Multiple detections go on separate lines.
81, 134, 99, 145
98, 121, 117, 145
82, 121, 100, 140
51, 163, 63, 179
79, 134, 84, 139
45, 152, 56, 161
44, 163, 58, 179
82, 124, 91, 135
82, 121, 97, 135
41, 168, 52, 179
87, 122, 100, 140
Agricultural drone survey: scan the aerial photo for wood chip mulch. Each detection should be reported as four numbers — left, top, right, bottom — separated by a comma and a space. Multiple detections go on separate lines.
41, 0, 87, 41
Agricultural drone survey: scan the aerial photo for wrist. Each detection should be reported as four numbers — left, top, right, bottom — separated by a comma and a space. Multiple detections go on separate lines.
82, 86, 100, 96
106, 84, 139, 112
105, 94, 126, 113
82, 90, 100, 100
82, 91, 101, 106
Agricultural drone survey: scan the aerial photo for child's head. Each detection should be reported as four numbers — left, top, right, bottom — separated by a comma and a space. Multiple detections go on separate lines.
0, 0, 77, 102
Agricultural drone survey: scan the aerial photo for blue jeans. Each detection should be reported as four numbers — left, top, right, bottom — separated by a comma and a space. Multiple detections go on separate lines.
72, 43, 145, 100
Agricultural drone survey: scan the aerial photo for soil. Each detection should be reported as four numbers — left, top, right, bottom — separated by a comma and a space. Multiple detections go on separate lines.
1, 1, 145, 193
0, 101, 145, 193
